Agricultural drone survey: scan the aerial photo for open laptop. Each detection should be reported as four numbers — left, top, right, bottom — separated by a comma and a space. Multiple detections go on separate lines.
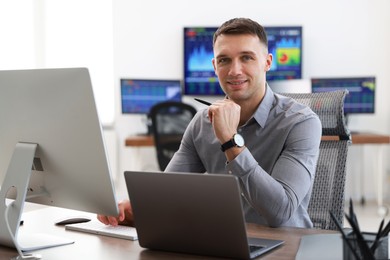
124, 171, 284, 259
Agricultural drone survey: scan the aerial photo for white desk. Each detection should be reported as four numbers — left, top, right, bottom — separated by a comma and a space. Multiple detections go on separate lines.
0, 203, 335, 260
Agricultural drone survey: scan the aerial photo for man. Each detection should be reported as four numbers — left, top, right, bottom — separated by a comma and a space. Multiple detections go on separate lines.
98, 18, 321, 228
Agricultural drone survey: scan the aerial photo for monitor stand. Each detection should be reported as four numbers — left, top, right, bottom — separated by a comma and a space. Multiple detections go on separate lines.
344, 114, 349, 127
146, 114, 153, 135
137, 114, 153, 136
0, 143, 74, 260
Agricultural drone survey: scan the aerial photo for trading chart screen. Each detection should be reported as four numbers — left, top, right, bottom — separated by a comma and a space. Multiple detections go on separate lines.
311, 77, 375, 114
121, 79, 182, 114
183, 26, 303, 95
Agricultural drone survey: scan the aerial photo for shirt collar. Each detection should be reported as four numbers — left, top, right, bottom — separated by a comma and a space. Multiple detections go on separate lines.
253, 83, 274, 128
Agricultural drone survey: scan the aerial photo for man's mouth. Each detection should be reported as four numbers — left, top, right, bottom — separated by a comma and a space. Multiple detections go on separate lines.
228, 79, 247, 86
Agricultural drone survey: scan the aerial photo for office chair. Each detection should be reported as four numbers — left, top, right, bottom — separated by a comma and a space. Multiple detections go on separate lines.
282, 90, 351, 230
149, 101, 197, 171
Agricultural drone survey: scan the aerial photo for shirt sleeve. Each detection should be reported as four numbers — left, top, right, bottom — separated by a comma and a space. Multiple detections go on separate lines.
227, 115, 322, 227
165, 113, 206, 173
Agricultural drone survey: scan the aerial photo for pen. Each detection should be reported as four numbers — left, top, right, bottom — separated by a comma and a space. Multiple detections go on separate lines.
329, 211, 360, 260
371, 218, 384, 252
194, 98, 212, 106
380, 219, 390, 237
345, 213, 374, 259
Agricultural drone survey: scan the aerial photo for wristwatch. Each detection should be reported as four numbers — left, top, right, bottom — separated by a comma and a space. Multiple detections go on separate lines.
220, 133, 245, 152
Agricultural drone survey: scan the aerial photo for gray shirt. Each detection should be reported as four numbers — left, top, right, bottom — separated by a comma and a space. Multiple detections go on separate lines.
165, 85, 321, 228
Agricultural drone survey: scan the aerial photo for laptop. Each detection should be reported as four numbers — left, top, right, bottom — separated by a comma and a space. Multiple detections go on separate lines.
124, 171, 284, 259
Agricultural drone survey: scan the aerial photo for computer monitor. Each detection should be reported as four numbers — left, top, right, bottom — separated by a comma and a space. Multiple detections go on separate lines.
183, 27, 221, 96
120, 79, 182, 114
183, 26, 303, 95
0, 68, 118, 256
311, 77, 376, 114
266, 26, 302, 81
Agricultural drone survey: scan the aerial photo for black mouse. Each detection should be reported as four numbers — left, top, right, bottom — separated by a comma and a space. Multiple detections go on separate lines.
55, 216, 92, 225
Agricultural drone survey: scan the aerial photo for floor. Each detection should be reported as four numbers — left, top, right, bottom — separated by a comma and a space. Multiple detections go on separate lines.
344, 199, 390, 232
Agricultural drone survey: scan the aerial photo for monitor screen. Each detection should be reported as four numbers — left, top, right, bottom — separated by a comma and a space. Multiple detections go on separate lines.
121, 79, 182, 114
183, 26, 303, 95
0, 68, 118, 251
266, 26, 302, 81
311, 77, 376, 114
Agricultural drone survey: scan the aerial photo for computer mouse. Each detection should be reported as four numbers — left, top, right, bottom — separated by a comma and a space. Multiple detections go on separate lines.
55, 216, 92, 225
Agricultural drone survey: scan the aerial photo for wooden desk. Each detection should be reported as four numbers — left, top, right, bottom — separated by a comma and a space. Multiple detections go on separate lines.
0, 205, 335, 260
125, 135, 154, 147
350, 132, 390, 144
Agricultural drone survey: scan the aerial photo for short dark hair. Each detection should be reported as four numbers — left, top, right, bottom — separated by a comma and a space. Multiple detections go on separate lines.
213, 18, 268, 49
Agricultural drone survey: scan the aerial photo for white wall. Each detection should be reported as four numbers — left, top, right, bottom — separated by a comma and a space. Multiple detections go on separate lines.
0, 2, 35, 68
0, 1, 119, 186
0, 0, 115, 126
113, 0, 390, 201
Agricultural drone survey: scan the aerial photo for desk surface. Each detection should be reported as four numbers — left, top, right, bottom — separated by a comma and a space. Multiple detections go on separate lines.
125, 135, 154, 147
350, 132, 390, 144
0, 205, 335, 260
126, 132, 390, 147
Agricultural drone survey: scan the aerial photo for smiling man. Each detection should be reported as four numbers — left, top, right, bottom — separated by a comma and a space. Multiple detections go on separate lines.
98, 18, 322, 228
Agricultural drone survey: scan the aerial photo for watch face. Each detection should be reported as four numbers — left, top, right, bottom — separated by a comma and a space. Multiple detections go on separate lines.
234, 134, 245, 147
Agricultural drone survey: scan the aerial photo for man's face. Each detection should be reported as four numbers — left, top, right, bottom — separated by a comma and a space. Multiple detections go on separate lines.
212, 34, 272, 103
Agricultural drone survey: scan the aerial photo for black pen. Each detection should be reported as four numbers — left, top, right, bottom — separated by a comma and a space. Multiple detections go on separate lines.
329, 211, 360, 260
371, 218, 384, 252
380, 219, 390, 237
194, 98, 212, 106
345, 213, 374, 259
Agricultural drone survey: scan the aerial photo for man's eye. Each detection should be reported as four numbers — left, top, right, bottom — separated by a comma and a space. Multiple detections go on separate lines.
242, 55, 253, 61
217, 58, 228, 64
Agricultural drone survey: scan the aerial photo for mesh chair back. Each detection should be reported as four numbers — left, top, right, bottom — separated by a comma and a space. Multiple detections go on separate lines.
281, 90, 351, 230
149, 101, 197, 171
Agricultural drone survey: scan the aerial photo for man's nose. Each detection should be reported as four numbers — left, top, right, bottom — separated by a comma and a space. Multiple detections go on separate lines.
228, 60, 243, 76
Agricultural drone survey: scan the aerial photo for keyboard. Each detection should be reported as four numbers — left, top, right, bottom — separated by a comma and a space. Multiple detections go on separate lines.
65, 220, 138, 241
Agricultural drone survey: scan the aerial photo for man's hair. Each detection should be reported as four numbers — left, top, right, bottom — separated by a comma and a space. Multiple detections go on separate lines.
213, 18, 268, 49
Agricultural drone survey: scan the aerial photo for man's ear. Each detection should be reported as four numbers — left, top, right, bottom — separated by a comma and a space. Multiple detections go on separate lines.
212, 58, 218, 75
265, 53, 273, 71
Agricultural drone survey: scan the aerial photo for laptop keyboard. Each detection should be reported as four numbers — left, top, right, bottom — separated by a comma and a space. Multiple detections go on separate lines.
65, 220, 138, 241
249, 245, 264, 253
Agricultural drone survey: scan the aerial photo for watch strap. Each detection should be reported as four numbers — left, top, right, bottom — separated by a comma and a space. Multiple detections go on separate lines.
220, 139, 235, 152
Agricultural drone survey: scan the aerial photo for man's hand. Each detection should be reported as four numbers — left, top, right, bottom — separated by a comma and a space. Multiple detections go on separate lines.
97, 200, 134, 226
208, 99, 241, 143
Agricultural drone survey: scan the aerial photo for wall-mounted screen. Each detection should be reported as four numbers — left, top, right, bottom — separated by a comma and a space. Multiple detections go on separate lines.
266, 26, 302, 81
121, 79, 182, 114
183, 26, 303, 96
311, 77, 376, 114
183, 27, 221, 95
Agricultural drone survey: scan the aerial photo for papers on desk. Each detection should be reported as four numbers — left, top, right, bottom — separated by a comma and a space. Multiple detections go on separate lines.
18, 233, 74, 252
65, 220, 138, 241
295, 234, 342, 260
296, 233, 390, 259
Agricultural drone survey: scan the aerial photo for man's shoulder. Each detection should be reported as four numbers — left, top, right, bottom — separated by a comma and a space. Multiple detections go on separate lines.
273, 93, 315, 116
